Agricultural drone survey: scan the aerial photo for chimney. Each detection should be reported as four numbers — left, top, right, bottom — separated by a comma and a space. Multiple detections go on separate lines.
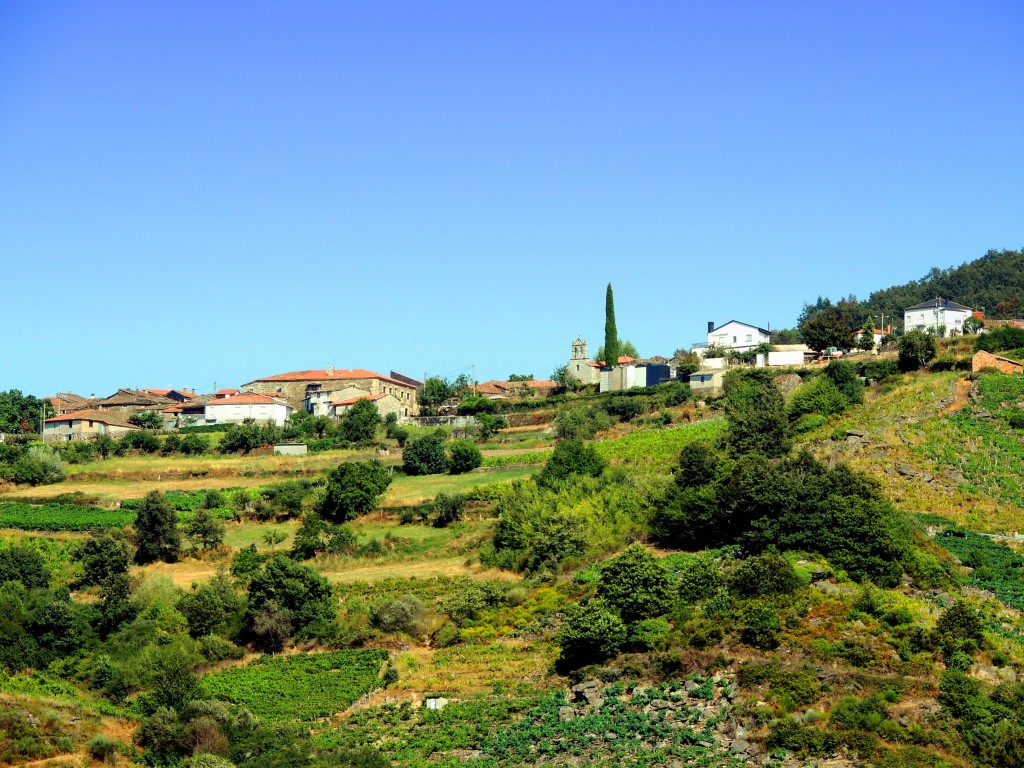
707, 321, 714, 334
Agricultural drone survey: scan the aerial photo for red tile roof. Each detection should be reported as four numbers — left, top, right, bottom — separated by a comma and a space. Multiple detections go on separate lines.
215, 388, 239, 396
330, 393, 387, 407
246, 369, 413, 388
205, 394, 289, 407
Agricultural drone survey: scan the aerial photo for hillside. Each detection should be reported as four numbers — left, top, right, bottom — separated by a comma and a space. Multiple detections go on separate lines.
800, 248, 1024, 329
2, 370, 1024, 767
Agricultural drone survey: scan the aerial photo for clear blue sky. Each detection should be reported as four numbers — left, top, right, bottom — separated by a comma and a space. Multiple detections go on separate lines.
2, 1, 1022, 396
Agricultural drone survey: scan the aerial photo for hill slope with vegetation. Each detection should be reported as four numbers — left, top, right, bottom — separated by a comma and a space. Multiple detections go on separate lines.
3, 367, 1024, 767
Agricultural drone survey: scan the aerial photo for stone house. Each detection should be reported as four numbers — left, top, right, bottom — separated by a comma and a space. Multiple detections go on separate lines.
329, 393, 404, 419
242, 368, 419, 416
972, 350, 1024, 375
43, 410, 143, 441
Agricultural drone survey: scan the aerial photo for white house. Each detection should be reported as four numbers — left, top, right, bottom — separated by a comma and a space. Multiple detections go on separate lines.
706, 320, 771, 353
903, 299, 972, 337
203, 394, 294, 426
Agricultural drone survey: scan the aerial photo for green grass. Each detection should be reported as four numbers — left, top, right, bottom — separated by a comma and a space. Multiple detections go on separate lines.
384, 468, 536, 505
201, 650, 388, 721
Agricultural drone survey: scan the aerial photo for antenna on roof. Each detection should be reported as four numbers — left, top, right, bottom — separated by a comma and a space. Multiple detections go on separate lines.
327, 361, 334, 376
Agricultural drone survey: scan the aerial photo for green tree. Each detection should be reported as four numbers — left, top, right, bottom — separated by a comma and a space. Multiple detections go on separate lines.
133, 491, 182, 564
432, 492, 467, 528
556, 598, 627, 671
898, 330, 937, 371
219, 419, 265, 454
76, 532, 132, 586
402, 433, 450, 475
723, 369, 789, 457
597, 544, 675, 623
177, 571, 244, 638
800, 309, 853, 353
448, 439, 482, 474
538, 439, 606, 486
340, 399, 381, 443
419, 377, 453, 408
0, 390, 54, 434
147, 649, 202, 712
128, 410, 163, 429
184, 508, 225, 550
857, 318, 876, 351
824, 359, 864, 405
0, 544, 50, 588
290, 512, 355, 559
245, 554, 337, 648
318, 460, 392, 522
604, 283, 620, 367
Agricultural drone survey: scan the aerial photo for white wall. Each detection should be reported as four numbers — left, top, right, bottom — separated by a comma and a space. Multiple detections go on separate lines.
204, 402, 293, 426
708, 321, 770, 351
767, 351, 805, 366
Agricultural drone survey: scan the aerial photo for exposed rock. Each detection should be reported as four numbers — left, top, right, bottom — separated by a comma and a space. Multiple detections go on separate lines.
559, 706, 576, 721
649, 698, 673, 710
846, 429, 867, 438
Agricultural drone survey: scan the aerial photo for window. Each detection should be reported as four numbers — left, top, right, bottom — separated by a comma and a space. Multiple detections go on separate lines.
732, 336, 737, 343
746, 334, 752, 342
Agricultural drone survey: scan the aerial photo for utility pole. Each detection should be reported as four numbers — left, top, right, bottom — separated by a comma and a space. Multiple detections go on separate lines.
472, 365, 476, 396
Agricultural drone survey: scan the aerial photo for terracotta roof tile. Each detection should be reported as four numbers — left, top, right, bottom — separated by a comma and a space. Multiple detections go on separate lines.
244, 369, 413, 388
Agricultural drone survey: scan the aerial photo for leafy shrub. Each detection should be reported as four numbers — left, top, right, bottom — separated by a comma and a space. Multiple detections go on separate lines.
12, 444, 66, 486
87, 735, 121, 762
432, 492, 466, 528
788, 376, 849, 421
976, 325, 1024, 354
824, 359, 864, 405
898, 331, 937, 371
596, 544, 676, 623
319, 460, 391, 522
553, 405, 612, 441
860, 359, 900, 381
556, 598, 627, 671
741, 600, 782, 649
677, 554, 721, 603
604, 396, 649, 422
402, 433, 450, 475
730, 553, 800, 598
627, 617, 672, 650
370, 595, 428, 637
448, 439, 482, 474
936, 600, 986, 655
538, 439, 606, 486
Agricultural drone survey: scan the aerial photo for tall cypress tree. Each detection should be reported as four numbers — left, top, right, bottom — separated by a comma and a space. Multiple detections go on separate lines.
604, 283, 620, 367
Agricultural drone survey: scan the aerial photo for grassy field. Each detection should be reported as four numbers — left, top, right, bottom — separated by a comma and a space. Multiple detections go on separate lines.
382, 468, 537, 506
595, 417, 727, 474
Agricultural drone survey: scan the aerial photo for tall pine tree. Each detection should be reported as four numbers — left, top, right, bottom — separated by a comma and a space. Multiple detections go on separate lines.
604, 283, 620, 367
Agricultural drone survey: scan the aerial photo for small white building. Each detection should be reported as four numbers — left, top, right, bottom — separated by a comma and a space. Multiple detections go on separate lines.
903, 299, 972, 337
203, 394, 294, 426
706, 320, 771, 352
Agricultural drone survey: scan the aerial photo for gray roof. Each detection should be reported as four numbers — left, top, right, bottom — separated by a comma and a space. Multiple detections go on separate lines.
904, 298, 972, 312
709, 320, 771, 335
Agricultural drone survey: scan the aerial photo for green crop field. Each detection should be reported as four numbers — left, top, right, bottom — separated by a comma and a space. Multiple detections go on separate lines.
201, 650, 388, 721
595, 418, 726, 474
0, 501, 134, 531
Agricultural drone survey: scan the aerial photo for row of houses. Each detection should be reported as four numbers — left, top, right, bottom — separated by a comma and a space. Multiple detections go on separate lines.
42, 367, 426, 441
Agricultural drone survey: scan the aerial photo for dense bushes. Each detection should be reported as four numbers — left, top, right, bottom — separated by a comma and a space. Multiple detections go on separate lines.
653, 448, 912, 585
537, 439, 606, 486
487, 475, 646, 576
975, 325, 1024, 354
402, 433, 450, 475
